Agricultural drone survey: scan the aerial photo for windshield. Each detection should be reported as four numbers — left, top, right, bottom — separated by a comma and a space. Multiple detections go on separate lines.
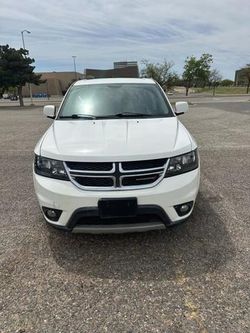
58, 83, 174, 119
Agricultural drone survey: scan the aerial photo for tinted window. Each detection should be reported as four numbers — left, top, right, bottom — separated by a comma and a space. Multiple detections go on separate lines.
58, 83, 173, 118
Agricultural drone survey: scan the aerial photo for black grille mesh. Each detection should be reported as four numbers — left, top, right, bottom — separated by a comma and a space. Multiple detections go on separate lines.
73, 176, 114, 187
66, 161, 113, 171
121, 158, 167, 170
122, 174, 160, 186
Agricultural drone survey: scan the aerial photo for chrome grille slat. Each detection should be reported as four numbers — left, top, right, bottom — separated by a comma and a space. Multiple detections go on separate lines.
71, 174, 115, 178
120, 170, 163, 178
64, 159, 168, 191
119, 163, 165, 174
67, 163, 115, 174
121, 158, 167, 171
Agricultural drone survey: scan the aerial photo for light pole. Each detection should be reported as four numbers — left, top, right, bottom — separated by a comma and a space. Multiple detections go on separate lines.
21, 30, 33, 105
72, 56, 77, 80
21, 30, 30, 49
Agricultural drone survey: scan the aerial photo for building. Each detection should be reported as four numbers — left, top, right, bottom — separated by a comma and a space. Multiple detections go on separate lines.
85, 66, 139, 79
85, 61, 139, 79
22, 61, 139, 96
234, 65, 250, 86
22, 71, 83, 97
113, 61, 138, 69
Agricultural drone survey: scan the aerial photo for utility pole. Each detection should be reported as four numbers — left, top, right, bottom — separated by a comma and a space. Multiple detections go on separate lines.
72, 56, 77, 80
21, 30, 33, 105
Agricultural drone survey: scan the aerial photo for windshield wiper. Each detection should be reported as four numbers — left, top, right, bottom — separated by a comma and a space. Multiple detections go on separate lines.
59, 113, 96, 119
59, 112, 164, 120
102, 112, 155, 118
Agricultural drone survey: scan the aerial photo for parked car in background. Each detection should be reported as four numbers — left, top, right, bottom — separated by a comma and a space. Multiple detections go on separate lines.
10, 95, 18, 101
33, 93, 49, 98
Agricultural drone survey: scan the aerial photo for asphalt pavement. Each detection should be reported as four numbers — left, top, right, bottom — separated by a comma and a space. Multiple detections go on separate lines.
0, 96, 249, 333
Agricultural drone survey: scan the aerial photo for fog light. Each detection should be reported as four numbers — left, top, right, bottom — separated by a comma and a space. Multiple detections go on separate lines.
42, 207, 62, 222
179, 204, 190, 214
174, 201, 193, 217
47, 209, 57, 218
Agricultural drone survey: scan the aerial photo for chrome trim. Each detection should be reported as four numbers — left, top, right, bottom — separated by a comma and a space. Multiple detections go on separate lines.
70, 177, 116, 191
121, 171, 163, 179
119, 162, 167, 174
64, 159, 170, 191
63, 162, 116, 191
119, 169, 167, 191
121, 171, 163, 186
66, 162, 115, 174
71, 174, 115, 179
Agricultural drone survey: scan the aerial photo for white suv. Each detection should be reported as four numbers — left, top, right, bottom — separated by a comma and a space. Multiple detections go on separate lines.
33, 78, 200, 233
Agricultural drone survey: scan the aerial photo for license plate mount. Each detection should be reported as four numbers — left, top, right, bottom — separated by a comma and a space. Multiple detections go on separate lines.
98, 198, 138, 219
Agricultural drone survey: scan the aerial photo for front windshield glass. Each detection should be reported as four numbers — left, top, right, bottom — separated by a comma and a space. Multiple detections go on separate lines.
58, 83, 174, 119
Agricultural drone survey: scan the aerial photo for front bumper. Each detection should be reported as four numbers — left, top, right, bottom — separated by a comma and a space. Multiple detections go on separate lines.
33, 168, 200, 233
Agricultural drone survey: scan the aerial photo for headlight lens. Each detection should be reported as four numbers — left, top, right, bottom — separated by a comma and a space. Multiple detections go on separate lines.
165, 149, 199, 177
34, 155, 69, 180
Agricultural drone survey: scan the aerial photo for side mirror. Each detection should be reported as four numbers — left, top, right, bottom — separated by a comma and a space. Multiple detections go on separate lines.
175, 101, 189, 115
43, 105, 56, 119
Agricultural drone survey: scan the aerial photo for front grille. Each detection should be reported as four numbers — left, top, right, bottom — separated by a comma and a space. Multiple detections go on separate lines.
66, 161, 113, 172
65, 158, 168, 190
121, 158, 166, 171
72, 176, 114, 187
121, 173, 161, 186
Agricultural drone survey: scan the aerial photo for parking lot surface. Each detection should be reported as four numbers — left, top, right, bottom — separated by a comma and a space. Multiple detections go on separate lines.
0, 97, 249, 333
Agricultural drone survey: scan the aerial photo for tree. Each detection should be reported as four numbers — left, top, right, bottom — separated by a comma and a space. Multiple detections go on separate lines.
241, 64, 250, 94
0, 45, 44, 106
182, 56, 196, 96
221, 79, 234, 86
182, 53, 213, 96
208, 69, 222, 96
141, 60, 179, 91
63, 78, 78, 95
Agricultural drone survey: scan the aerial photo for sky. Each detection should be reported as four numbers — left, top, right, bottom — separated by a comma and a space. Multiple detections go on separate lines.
0, 0, 249, 79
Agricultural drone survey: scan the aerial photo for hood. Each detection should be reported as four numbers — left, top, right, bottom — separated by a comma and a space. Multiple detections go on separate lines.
39, 118, 193, 162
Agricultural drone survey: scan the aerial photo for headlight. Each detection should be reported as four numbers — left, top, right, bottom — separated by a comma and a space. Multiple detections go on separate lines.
34, 155, 69, 180
165, 149, 199, 177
